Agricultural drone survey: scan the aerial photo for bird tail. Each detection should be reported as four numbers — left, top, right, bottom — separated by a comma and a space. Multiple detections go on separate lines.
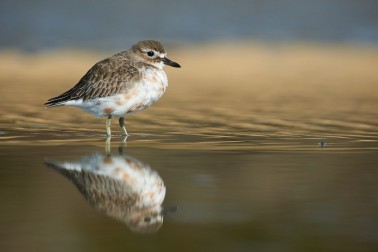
44, 157, 82, 172
44, 101, 65, 108
44, 88, 75, 108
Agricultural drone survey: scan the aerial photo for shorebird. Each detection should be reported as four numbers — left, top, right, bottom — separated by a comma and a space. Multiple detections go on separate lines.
45, 40, 180, 136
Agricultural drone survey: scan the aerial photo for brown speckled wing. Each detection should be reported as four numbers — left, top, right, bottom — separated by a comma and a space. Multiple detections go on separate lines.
45, 55, 140, 107
45, 159, 139, 207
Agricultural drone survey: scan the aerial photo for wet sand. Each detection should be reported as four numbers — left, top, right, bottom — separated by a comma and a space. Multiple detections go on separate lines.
0, 42, 377, 149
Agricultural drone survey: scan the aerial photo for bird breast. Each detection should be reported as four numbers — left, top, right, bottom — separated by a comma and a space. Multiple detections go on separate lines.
119, 67, 168, 115
139, 67, 168, 100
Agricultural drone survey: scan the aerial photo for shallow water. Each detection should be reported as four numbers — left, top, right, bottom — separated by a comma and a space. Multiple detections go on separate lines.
1, 133, 377, 252
1, 46, 378, 251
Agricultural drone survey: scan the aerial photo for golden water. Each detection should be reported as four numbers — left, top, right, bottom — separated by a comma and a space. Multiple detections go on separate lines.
0, 43, 377, 251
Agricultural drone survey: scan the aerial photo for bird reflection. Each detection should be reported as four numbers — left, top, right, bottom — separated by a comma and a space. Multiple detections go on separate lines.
45, 150, 166, 233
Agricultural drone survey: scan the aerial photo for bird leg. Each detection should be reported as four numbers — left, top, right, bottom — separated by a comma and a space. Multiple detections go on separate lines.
105, 137, 111, 156
119, 117, 129, 136
106, 115, 112, 137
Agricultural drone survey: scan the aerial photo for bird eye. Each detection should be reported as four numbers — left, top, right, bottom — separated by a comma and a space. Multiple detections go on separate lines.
147, 51, 154, 57
144, 217, 151, 223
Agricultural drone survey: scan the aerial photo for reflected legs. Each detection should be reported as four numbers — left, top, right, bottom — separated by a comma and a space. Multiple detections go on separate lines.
105, 115, 129, 154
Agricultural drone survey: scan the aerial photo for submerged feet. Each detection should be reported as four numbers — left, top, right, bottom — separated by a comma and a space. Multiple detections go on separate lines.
105, 130, 128, 155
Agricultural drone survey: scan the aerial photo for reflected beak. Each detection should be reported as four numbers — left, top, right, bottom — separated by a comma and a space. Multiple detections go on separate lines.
162, 57, 181, 68
162, 206, 178, 216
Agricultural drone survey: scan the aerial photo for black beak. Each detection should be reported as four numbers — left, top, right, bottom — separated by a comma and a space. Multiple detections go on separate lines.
162, 57, 181, 68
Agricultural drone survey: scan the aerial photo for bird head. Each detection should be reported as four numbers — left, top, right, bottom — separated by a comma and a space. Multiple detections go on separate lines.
130, 40, 181, 70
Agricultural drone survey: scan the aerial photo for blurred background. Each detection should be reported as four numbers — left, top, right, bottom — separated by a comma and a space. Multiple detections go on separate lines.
1, 0, 378, 51
1, 1, 378, 252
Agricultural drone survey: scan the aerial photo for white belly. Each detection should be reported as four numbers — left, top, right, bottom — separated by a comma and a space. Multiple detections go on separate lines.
66, 69, 168, 118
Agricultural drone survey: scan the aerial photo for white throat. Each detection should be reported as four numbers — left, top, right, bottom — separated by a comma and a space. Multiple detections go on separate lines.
151, 60, 165, 70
